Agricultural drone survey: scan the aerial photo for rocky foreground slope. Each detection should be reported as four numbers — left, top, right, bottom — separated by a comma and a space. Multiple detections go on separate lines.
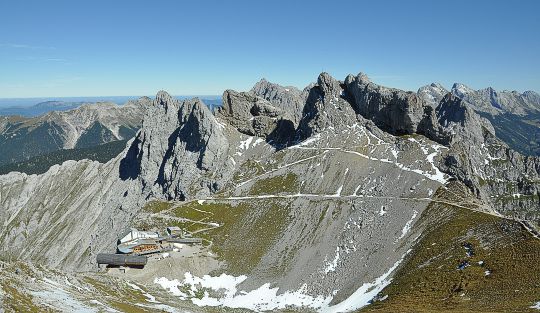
0, 72, 539, 312
0, 97, 148, 166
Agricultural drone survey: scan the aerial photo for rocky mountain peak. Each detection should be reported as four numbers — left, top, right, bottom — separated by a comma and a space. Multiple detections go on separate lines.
120, 91, 233, 200
317, 72, 342, 98
357, 72, 371, 84
417, 83, 449, 108
447, 83, 540, 115
251, 78, 302, 95
124, 96, 153, 108
250, 79, 304, 125
155, 90, 177, 109
524, 90, 540, 97
451, 82, 473, 95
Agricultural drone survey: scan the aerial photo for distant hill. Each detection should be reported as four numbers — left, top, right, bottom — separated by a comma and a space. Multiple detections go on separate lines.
0, 96, 222, 117
0, 140, 128, 175
0, 100, 87, 116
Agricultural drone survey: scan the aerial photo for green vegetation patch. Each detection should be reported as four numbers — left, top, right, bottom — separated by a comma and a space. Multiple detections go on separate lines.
83, 276, 154, 312
248, 172, 299, 196
0, 140, 128, 175
143, 201, 175, 214
232, 159, 266, 183
140, 199, 292, 276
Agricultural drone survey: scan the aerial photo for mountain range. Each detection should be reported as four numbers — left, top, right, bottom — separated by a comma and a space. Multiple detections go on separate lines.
0, 100, 90, 117
0, 73, 539, 312
419, 83, 540, 156
0, 98, 148, 166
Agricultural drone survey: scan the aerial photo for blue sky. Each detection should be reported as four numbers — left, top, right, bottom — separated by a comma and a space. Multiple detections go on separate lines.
0, 0, 539, 97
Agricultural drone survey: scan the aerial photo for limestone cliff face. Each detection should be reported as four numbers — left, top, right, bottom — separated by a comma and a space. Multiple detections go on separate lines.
296, 73, 358, 139
121, 91, 233, 200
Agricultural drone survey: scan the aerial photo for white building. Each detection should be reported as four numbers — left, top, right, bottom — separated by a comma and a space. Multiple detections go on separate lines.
119, 228, 159, 244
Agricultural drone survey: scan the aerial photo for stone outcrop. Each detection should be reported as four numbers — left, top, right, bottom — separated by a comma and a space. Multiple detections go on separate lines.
251, 78, 305, 126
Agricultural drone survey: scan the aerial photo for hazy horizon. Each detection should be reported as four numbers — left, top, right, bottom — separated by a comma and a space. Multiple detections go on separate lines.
0, 94, 222, 109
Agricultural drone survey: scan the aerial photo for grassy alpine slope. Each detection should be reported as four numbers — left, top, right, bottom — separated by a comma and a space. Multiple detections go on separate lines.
361, 181, 540, 313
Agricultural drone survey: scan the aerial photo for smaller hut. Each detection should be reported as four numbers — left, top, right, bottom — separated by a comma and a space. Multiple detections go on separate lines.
166, 226, 184, 237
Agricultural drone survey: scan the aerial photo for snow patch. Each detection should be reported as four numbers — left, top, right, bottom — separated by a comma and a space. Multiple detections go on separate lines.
324, 247, 340, 274
333, 185, 344, 197
155, 251, 410, 313
154, 273, 331, 311
239, 137, 254, 150
321, 250, 411, 313
398, 210, 418, 239
289, 134, 321, 149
